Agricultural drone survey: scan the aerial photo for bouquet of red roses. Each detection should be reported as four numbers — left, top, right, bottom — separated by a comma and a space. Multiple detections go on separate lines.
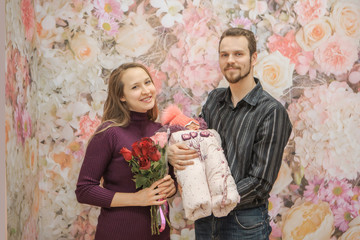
120, 132, 169, 235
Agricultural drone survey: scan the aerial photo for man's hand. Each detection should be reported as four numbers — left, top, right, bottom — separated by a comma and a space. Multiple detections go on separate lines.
167, 143, 198, 170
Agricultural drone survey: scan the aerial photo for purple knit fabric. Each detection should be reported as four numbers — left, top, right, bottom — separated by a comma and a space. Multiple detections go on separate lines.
75, 111, 170, 240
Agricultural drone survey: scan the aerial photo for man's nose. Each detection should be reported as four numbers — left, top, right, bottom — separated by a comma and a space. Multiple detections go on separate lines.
227, 54, 235, 63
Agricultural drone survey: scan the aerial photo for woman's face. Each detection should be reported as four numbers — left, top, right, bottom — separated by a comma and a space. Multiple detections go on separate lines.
120, 67, 156, 113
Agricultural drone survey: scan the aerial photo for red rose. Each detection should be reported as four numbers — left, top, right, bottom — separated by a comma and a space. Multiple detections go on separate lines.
149, 148, 161, 162
140, 138, 152, 149
132, 141, 141, 157
139, 157, 151, 170
141, 144, 149, 156
137, 137, 154, 157
120, 147, 133, 162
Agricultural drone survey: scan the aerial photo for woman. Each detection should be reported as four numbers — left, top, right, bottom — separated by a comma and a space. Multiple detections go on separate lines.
75, 63, 176, 239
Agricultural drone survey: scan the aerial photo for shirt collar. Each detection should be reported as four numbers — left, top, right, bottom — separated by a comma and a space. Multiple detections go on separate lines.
221, 77, 263, 107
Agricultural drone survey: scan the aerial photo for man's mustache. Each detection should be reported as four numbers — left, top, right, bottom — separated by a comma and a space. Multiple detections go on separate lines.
225, 65, 241, 70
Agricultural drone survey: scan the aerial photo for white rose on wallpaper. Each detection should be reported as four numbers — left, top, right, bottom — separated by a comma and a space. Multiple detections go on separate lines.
98, 51, 132, 70
295, 17, 333, 52
211, 0, 238, 24
150, 0, 184, 28
115, 12, 156, 57
169, 196, 187, 229
89, 90, 107, 119
239, 0, 268, 20
331, 0, 360, 39
171, 228, 195, 240
70, 33, 100, 64
282, 201, 334, 240
55, 102, 90, 140
6, 0, 28, 51
270, 161, 293, 195
254, 51, 294, 99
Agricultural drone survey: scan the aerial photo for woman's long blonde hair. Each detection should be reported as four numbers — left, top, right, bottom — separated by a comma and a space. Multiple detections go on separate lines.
95, 62, 159, 135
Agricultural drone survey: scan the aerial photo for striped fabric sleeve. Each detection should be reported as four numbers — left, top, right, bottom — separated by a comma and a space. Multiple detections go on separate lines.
237, 106, 292, 206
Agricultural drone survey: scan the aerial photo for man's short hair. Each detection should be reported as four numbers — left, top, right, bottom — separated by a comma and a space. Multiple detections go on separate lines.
219, 28, 257, 56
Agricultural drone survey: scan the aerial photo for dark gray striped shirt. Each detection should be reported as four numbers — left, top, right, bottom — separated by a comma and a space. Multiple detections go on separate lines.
200, 78, 292, 210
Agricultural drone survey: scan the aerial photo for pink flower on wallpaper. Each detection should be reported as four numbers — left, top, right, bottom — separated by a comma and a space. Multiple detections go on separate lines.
268, 194, 282, 219
304, 176, 325, 203
351, 187, 360, 203
350, 187, 360, 219
18, 55, 31, 87
70, 209, 97, 239
348, 64, 360, 84
182, 7, 213, 38
333, 202, 355, 232
314, 34, 358, 76
289, 81, 360, 181
6, 49, 17, 106
76, 115, 101, 141
182, 63, 222, 97
267, 30, 303, 65
22, 109, 32, 139
324, 179, 353, 206
98, 15, 119, 36
93, 0, 123, 21
147, 64, 167, 94
65, 141, 85, 162
294, 0, 327, 26
172, 92, 192, 116
21, 216, 38, 240
270, 220, 282, 238
296, 51, 315, 77
20, 0, 35, 41
161, 7, 222, 97
230, 17, 252, 29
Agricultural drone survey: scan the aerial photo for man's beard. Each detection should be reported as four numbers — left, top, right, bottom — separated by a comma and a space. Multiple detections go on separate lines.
224, 61, 252, 84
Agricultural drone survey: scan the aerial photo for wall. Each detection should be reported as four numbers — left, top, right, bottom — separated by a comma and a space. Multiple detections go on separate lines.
1, 0, 7, 238
5, 0, 360, 239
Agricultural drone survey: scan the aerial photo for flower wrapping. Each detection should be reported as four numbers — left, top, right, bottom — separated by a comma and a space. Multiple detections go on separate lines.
120, 132, 170, 235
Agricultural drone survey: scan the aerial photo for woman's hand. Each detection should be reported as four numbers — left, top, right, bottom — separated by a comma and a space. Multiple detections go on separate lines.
157, 175, 176, 198
167, 143, 198, 170
134, 177, 169, 206
110, 176, 177, 207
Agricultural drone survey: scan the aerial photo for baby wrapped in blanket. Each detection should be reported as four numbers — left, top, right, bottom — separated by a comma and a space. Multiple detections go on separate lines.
162, 105, 240, 221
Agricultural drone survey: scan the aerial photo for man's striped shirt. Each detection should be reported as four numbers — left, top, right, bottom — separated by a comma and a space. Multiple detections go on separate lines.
201, 78, 292, 210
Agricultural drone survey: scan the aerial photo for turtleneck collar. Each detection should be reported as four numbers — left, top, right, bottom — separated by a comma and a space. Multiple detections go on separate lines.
130, 111, 149, 121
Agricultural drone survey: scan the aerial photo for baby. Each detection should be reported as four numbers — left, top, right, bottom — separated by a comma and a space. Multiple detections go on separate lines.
161, 105, 240, 221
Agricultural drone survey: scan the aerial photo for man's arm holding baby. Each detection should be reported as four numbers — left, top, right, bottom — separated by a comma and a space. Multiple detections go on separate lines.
167, 143, 198, 170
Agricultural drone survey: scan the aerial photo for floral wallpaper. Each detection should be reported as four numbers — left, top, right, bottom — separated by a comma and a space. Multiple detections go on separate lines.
5, 0, 360, 239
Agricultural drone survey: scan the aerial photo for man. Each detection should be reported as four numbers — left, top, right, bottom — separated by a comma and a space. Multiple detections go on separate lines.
168, 28, 292, 239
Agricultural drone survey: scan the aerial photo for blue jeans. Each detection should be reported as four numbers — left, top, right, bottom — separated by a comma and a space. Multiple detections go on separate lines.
194, 205, 271, 240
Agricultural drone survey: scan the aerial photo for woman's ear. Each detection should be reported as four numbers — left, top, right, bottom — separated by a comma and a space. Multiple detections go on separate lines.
120, 96, 126, 102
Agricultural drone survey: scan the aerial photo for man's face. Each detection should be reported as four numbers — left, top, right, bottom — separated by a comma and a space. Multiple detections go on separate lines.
219, 36, 257, 84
